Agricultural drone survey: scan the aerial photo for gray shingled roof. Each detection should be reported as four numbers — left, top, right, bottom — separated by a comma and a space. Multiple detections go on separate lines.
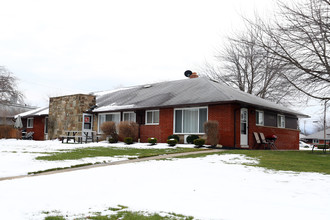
305, 128, 330, 140
92, 77, 307, 117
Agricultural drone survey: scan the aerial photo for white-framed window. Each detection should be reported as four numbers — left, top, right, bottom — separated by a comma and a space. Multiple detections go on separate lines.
27, 118, 34, 128
98, 112, 121, 133
277, 114, 285, 128
174, 107, 208, 134
146, 110, 160, 125
256, 110, 264, 126
123, 111, 136, 122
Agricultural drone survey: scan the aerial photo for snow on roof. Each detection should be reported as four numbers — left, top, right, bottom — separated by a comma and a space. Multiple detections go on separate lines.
93, 104, 136, 112
305, 128, 330, 140
93, 77, 308, 117
91, 87, 136, 97
16, 106, 49, 118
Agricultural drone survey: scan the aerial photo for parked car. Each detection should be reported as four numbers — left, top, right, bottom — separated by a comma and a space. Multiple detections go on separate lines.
299, 141, 313, 148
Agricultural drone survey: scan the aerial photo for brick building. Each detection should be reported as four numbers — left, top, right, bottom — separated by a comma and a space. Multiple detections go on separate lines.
17, 76, 307, 149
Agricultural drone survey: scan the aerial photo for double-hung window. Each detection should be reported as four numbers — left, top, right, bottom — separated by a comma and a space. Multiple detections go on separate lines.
27, 118, 34, 128
123, 112, 136, 122
98, 113, 121, 133
256, 110, 264, 126
277, 114, 285, 128
174, 107, 207, 134
146, 110, 159, 125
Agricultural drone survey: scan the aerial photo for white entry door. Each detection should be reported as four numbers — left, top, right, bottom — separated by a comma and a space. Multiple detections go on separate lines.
82, 113, 93, 141
83, 114, 93, 131
240, 108, 249, 148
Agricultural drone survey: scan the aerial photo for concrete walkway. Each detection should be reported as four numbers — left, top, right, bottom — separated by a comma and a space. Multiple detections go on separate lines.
0, 149, 223, 181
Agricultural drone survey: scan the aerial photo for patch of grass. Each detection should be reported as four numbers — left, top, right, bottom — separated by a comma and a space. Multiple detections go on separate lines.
43, 208, 194, 220
44, 216, 66, 220
108, 204, 128, 212
88, 210, 194, 220
176, 150, 330, 174
36, 147, 206, 161
236, 150, 330, 174
28, 163, 95, 175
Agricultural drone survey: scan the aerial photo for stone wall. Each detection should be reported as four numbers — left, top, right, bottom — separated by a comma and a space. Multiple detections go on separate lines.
48, 94, 96, 139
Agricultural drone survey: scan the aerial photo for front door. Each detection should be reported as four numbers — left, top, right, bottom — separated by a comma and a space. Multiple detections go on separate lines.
82, 114, 93, 141
240, 108, 249, 148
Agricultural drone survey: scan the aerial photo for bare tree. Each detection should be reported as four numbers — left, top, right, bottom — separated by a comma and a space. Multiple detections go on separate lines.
253, 0, 330, 100
0, 66, 23, 105
202, 24, 296, 104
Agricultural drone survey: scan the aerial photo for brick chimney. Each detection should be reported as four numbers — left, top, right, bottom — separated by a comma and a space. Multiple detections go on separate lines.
189, 72, 198, 79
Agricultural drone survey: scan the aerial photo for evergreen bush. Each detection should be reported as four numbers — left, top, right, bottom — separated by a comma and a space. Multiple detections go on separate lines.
186, 135, 199, 144
124, 137, 133, 145
167, 138, 178, 147
108, 137, 118, 143
167, 134, 180, 142
194, 138, 205, 147
148, 137, 157, 145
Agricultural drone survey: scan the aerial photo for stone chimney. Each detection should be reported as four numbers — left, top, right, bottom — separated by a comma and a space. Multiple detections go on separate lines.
189, 72, 198, 79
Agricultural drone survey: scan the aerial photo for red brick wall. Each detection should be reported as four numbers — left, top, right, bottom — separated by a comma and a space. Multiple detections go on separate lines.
140, 108, 173, 143
26, 116, 46, 140
139, 104, 299, 150
249, 109, 299, 150
208, 104, 239, 147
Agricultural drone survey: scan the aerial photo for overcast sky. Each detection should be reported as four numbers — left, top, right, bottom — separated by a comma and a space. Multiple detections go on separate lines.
0, 0, 325, 132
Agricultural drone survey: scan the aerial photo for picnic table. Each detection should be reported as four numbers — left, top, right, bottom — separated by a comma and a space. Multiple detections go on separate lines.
61, 130, 101, 143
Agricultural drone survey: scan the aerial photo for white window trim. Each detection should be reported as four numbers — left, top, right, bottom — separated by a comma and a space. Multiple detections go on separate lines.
277, 114, 285, 128
313, 139, 319, 144
145, 110, 160, 125
256, 110, 264, 126
123, 111, 136, 122
27, 118, 34, 128
173, 106, 208, 135
97, 112, 121, 133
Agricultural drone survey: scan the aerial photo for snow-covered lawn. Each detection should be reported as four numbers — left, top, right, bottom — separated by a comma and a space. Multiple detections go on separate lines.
0, 139, 194, 178
0, 139, 330, 220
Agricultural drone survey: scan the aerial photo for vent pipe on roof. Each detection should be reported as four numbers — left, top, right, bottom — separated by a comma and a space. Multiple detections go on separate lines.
189, 72, 198, 79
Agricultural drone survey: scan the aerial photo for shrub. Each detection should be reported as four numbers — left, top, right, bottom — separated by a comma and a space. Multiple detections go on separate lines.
100, 121, 118, 142
148, 137, 157, 145
194, 138, 205, 147
167, 134, 180, 142
124, 137, 133, 145
204, 120, 219, 146
108, 137, 118, 143
118, 121, 139, 141
167, 138, 178, 147
317, 145, 330, 149
186, 135, 199, 144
